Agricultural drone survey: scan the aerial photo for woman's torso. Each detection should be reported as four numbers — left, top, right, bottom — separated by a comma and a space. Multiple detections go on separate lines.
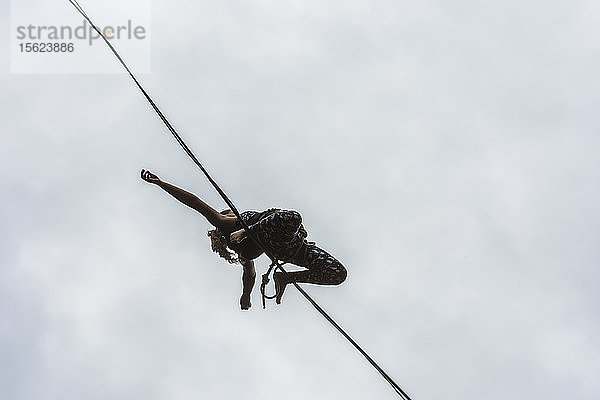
227, 209, 307, 262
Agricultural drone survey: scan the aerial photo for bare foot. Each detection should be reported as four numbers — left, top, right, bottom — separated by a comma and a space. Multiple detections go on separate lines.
273, 272, 288, 304
240, 294, 251, 310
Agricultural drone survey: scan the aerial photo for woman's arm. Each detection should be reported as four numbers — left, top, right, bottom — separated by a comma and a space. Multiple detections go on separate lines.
240, 259, 256, 310
141, 169, 237, 230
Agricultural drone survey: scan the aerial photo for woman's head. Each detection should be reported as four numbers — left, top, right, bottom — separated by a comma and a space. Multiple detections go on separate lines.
207, 209, 240, 264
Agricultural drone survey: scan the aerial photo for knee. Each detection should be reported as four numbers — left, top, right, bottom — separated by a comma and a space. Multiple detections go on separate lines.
331, 264, 347, 285
272, 210, 302, 233
282, 210, 302, 229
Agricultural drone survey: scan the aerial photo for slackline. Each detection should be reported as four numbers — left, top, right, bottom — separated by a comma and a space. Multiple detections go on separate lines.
68, 1, 414, 399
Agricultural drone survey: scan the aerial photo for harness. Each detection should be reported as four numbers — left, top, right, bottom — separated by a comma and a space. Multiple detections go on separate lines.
260, 235, 316, 309
260, 260, 281, 308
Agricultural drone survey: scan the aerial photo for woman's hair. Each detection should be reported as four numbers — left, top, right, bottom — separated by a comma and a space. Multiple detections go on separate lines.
207, 209, 241, 264
207, 227, 240, 264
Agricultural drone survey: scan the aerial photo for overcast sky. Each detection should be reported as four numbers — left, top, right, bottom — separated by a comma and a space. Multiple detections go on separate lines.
1, 1, 599, 399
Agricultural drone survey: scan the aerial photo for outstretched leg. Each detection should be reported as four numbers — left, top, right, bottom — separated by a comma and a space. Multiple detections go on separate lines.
141, 169, 237, 230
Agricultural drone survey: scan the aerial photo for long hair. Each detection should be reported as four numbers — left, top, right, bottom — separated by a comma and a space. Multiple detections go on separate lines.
207, 209, 242, 264
207, 227, 240, 264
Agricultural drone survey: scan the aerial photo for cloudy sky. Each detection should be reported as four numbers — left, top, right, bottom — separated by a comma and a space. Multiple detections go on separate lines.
1, 0, 599, 399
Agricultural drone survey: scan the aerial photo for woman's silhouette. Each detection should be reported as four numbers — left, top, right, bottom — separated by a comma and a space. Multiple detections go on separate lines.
141, 169, 347, 309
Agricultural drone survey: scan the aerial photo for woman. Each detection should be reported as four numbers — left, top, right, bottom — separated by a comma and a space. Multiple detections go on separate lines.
140, 169, 347, 310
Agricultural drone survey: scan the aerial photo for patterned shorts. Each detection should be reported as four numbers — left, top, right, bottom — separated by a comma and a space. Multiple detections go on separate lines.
286, 243, 347, 286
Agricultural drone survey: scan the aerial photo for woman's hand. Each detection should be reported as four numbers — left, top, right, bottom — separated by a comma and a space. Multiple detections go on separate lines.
240, 294, 251, 310
230, 229, 247, 244
141, 169, 161, 184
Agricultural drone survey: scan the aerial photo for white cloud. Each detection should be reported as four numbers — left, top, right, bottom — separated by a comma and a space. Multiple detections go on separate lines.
1, 0, 599, 399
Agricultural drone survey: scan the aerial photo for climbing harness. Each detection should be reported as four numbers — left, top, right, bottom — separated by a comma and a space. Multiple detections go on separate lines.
260, 235, 316, 308
67, 2, 414, 399
260, 260, 280, 309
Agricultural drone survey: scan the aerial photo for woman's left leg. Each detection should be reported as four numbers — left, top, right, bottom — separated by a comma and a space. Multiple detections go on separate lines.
274, 245, 347, 303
